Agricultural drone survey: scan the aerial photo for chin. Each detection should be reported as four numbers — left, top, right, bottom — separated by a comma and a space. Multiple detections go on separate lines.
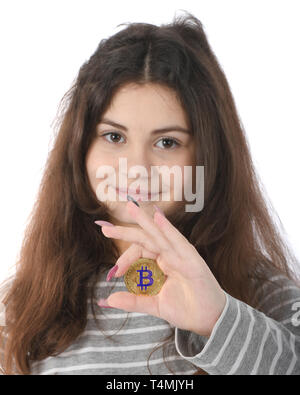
106, 204, 135, 223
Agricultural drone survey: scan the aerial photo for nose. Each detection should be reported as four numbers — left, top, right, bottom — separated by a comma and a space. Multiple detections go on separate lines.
118, 145, 160, 190
124, 145, 153, 173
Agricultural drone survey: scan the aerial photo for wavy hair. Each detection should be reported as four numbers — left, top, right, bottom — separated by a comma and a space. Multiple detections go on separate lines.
1, 10, 299, 375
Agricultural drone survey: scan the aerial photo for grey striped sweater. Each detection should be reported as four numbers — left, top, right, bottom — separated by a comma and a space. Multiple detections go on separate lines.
25, 266, 300, 375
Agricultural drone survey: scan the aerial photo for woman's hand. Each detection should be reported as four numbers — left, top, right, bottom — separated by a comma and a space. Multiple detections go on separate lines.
98, 201, 226, 337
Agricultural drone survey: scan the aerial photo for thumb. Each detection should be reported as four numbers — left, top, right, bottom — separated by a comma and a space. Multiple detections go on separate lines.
106, 291, 160, 317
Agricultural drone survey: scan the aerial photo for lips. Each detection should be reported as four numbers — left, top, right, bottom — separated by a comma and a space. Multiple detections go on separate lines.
114, 186, 159, 200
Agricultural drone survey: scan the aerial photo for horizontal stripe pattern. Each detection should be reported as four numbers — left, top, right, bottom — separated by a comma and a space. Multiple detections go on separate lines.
175, 274, 300, 375
30, 269, 198, 375
2, 266, 299, 375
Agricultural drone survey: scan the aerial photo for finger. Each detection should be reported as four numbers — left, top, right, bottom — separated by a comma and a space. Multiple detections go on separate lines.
126, 200, 171, 253
153, 210, 197, 259
102, 224, 178, 275
101, 225, 160, 255
106, 291, 160, 318
114, 242, 159, 278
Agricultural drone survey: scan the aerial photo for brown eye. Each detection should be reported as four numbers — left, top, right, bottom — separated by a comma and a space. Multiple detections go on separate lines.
101, 132, 125, 144
156, 137, 180, 149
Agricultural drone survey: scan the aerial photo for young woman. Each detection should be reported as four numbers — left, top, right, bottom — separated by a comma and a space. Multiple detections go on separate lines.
1, 12, 300, 375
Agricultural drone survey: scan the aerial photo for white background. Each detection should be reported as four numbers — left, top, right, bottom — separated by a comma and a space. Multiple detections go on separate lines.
0, 0, 299, 283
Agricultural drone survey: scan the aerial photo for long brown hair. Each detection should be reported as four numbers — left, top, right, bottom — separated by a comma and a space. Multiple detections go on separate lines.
1, 10, 299, 375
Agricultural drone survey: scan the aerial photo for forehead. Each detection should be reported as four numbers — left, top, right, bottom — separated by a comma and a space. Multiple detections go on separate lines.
102, 83, 189, 128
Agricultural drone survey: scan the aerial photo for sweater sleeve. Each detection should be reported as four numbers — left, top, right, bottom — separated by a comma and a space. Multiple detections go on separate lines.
174, 272, 300, 375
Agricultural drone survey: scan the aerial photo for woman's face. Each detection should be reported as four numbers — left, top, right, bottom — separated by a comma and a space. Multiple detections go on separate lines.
86, 82, 196, 225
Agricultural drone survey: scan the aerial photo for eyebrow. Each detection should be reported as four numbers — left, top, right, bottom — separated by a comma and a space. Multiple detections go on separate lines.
99, 118, 191, 135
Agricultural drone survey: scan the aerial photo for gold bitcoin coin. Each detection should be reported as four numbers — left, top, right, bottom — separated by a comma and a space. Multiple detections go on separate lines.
124, 258, 166, 296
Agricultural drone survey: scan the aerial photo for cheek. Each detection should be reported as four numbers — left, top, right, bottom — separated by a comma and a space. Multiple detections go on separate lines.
86, 146, 116, 190
86, 155, 100, 191
85, 154, 95, 186
169, 160, 195, 200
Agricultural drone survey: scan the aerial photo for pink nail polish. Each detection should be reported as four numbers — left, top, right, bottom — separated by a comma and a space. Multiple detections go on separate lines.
97, 298, 113, 308
94, 220, 114, 227
153, 205, 165, 217
106, 265, 119, 282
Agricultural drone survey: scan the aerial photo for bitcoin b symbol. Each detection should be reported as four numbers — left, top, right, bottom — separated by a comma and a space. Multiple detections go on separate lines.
137, 265, 154, 291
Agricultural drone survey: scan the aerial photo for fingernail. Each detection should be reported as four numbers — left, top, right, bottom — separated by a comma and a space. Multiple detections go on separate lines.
94, 220, 115, 227
97, 298, 114, 308
106, 265, 119, 282
153, 205, 165, 217
127, 194, 140, 207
